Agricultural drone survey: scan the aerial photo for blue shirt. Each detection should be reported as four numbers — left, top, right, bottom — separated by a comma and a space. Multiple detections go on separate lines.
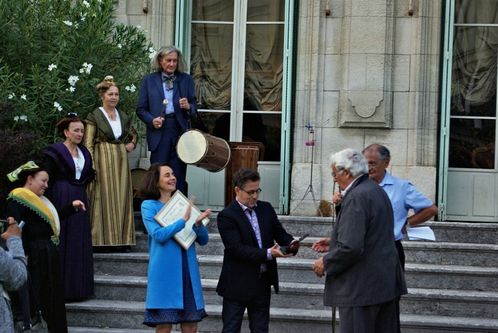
162, 84, 174, 115
379, 172, 433, 241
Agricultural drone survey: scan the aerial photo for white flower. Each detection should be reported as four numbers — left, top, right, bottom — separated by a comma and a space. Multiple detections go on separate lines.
54, 101, 63, 112
69, 86, 75, 92
21, 94, 27, 100
79, 62, 93, 74
148, 47, 157, 60
68, 75, 79, 86
82, 0, 90, 8
20, 115, 28, 122
8, 93, 15, 99
117, 43, 122, 49
80, 13, 86, 21
14, 116, 19, 121
48, 64, 57, 71
125, 84, 136, 93
63, 20, 73, 26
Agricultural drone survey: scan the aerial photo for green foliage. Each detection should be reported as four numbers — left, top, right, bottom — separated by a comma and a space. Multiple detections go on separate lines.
0, 0, 153, 150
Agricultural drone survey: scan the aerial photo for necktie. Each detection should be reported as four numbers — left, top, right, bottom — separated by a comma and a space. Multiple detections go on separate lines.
162, 73, 175, 90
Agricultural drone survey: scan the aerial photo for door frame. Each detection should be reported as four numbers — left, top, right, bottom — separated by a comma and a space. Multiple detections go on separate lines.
174, 0, 296, 213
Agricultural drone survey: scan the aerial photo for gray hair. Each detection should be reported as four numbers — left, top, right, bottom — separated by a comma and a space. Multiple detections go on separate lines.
362, 143, 391, 161
330, 148, 368, 177
150, 45, 187, 73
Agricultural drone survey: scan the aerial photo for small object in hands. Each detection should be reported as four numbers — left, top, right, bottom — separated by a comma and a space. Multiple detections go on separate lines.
280, 233, 309, 255
0, 219, 8, 233
18, 220, 25, 229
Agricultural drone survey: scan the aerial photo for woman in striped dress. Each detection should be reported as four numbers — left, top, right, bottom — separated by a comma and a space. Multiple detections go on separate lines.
84, 76, 137, 248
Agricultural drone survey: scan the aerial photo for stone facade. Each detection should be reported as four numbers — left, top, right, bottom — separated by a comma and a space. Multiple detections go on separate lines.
116, 0, 442, 216
291, 0, 441, 215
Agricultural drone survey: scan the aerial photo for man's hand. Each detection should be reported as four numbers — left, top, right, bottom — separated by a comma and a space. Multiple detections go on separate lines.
1, 217, 22, 240
270, 244, 292, 258
152, 116, 164, 129
179, 97, 190, 110
332, 191, 342, 205
311, 237, 330, 253
313, 257, 325, 277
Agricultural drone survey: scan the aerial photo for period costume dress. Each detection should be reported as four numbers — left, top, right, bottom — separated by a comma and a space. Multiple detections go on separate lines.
44, 142, 95, 300
6, 188, 79, 333
141, 199, 208, 326
84, 107, 137, 246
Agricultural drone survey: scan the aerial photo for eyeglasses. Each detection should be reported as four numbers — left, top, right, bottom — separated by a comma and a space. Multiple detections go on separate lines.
331, 168, 345, 178
240, 188, 262, 196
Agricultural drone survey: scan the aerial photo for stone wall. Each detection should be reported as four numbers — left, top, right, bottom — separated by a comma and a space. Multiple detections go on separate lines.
290, 0, 442, 215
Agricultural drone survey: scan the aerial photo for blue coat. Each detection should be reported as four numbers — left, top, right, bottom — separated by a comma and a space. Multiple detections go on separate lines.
136, 71, 197, 152
141, 199, 208, 310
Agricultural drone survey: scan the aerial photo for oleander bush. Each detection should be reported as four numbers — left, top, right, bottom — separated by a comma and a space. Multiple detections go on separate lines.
0, 0, 153, 151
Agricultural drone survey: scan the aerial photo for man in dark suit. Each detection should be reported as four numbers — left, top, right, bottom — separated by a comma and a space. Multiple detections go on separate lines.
217, 168, 300, 333
136, 45, 197, 194
313, 148, 406, 333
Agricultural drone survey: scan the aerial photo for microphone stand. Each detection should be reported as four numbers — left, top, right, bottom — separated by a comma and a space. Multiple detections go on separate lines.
291, 124, 319, 215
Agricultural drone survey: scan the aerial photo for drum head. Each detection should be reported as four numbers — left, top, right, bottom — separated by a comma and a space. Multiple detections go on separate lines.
177, 130, 208, 164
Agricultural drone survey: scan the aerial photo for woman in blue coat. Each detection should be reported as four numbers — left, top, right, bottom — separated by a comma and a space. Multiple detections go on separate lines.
138, 162, 211, 333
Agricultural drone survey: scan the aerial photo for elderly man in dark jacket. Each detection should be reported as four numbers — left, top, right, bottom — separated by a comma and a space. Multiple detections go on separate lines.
313, 148, 407, 333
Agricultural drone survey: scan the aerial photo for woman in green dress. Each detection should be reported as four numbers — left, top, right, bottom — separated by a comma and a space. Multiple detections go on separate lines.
84, 76, 137, 248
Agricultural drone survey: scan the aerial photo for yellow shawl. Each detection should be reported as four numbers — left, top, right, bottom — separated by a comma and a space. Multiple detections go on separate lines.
8, 187, 60, 244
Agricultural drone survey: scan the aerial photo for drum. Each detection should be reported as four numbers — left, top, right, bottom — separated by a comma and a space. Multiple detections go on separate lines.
176, 129, 231, 172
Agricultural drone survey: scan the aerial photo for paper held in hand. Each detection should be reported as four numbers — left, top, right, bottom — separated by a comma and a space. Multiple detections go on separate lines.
154, 191, 210, 250
406, 226, 436, 241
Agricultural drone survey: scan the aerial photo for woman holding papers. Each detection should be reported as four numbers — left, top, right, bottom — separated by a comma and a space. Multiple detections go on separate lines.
138, 163, 211, 333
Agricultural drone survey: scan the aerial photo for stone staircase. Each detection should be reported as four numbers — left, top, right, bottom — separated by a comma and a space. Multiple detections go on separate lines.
67, 216, 498, 332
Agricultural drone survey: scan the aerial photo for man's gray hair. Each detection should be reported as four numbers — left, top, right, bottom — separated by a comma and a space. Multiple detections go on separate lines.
330, 148, 368, 177
150, 45, 187, 73
362, 143, 391, 161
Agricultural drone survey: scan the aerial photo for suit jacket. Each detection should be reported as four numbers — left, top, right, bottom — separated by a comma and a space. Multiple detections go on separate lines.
136, 71, 197, 152
216, 200, 294, 302
323, 174, 407, 307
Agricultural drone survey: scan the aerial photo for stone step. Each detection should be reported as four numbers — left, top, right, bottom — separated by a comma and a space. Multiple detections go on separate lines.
66, 300, 333, 333
203, 215, 498, 244
403, 241, 498, 267
70, 328, 154, 333
94, 253, 498, 291
93, 275, 498, 318
66, 299, 498, 332
133, 233, 498, 267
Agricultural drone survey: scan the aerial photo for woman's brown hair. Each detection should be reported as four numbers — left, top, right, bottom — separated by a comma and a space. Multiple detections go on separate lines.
56, 113, 84, 138
136, 163, 174, 200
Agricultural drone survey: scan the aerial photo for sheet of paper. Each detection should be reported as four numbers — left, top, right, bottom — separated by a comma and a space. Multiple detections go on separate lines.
406, 226, 436, 241
154, 191, 209, 249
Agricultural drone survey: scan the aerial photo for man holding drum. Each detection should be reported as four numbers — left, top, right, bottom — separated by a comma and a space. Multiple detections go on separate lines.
137, 45, 197, 194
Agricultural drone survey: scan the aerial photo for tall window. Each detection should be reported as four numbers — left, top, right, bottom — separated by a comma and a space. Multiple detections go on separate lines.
449, 0, 498, 169
189, 0, 285, 161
